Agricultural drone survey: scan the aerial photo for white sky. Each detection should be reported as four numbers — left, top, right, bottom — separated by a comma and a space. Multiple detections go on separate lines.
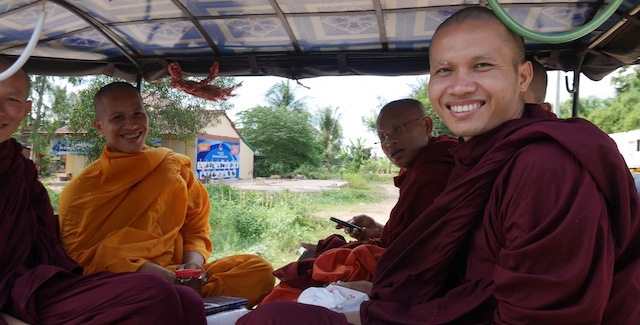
225, 70, 620, 149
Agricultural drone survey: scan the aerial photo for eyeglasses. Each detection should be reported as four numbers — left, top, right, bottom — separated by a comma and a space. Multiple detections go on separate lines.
376, 116, 426, 145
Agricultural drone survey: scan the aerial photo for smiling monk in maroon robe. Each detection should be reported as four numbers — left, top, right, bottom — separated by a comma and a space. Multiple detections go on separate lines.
0, 57, 206, 325
237, 7, 640, 325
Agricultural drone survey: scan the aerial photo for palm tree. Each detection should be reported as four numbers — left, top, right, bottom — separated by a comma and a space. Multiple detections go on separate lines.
265, 80, 307, 110
315, 106, 343, 166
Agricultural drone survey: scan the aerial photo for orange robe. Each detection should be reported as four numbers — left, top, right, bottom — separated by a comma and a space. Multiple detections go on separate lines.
58, 146, 274, 307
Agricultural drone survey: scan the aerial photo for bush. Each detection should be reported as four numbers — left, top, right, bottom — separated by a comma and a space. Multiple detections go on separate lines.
205, 184, 337, 268
46, 186, 60, 213
342, 172, 370, 190
291, 164, 341, 180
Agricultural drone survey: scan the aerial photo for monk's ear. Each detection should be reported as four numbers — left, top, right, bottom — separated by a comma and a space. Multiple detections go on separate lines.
24, 100, 32, 117
93, 120, 104, 135
518, 60, 533, 93
423, 117, 433, 135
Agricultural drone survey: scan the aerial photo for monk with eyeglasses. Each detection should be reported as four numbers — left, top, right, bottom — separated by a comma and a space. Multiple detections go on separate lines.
258, 98, 457, 305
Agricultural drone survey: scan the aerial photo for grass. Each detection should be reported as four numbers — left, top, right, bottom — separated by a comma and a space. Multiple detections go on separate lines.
205, 183, 382, 268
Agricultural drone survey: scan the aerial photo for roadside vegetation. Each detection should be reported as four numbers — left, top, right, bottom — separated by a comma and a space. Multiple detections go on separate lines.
205, 176, 387, 269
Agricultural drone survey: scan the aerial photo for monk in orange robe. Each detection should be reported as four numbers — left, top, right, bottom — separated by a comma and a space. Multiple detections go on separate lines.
58, 82, 274, 308
0, 58, 205, 325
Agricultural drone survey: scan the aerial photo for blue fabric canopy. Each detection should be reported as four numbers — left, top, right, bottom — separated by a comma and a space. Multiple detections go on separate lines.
0, 0, 638, 81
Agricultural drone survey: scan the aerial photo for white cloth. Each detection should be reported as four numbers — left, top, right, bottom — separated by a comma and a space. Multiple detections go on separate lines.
297, 284, 369, 313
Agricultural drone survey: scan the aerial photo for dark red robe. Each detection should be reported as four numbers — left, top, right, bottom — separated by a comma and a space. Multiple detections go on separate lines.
261, 135, 456, 303
238, 105, 640, 324
0, 139, 206, 325
380, 134, 457, 247
363, 105, 640, 324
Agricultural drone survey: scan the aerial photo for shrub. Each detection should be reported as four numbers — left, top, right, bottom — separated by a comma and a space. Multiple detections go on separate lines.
205, 184, 337, 268
342, 172, 370, 190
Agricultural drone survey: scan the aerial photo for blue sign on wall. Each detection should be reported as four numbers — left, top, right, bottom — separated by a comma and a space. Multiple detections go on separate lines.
51, 139, 91, 155
196, 138, 240, 182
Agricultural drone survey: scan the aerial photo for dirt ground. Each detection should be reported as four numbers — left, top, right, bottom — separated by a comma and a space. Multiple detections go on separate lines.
223, 178, 398, 225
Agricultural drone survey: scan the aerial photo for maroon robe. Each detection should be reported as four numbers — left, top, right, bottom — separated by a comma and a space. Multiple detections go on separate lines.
380, 134, 457, 247
0, 139, 206, 325
238, 105, 640, 324
362, 105, 640, 324
267, 135, 456, 295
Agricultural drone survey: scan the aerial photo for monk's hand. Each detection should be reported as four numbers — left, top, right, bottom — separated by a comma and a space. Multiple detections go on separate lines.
178, 251, 207, 286
138, 261, 176, 284
333, 280, 373, 296
343, 309, 362, 325
340, 215, 383, 241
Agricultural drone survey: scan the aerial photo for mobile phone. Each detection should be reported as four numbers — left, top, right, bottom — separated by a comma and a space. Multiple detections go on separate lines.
330, 217, 363, 231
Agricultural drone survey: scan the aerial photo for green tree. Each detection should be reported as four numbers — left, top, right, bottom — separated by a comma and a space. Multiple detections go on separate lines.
560, 66, 640, 133
238, 106, 322, 176
409, 78, 452, 136
339, 138, 372, 173
557, 95, 609, 119
265, 80, 307, 110
314, 106, 343, 166
63, 75, 235, 162
16, 76, 72, 174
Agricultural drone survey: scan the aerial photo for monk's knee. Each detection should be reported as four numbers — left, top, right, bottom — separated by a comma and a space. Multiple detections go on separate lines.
125, 273, 205, 325
174, 285, 207, 325
237, 301, 348, 325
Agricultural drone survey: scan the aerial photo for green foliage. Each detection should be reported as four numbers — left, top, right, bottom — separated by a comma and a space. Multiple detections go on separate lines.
358, 155, 398, 176
205, 184, 337, 267
292, 164, 342, 180
238, 106, 322, 177
410, 78, 453, 136
46, 186, 60, 213
342, 172, 370, 190
312, 188, 378, 206
314, 106, 343, 166
144, 78, 225, 141
339, 138, 372, 173
204, 183, 380, 267
558, 66, 640, 134
62, 75, 237, 163
265, 80, 308, 110
361, 95, 388, 134
16, 76, 70, 174
557, 95, 610, 119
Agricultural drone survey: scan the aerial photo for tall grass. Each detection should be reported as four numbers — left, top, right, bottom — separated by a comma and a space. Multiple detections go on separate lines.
47, 187, 60, 213
205, 184, 379, 268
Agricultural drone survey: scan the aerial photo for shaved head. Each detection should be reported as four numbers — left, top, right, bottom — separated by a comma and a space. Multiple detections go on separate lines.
377, 99, 427, 125
93, 82, 141, 119
0, 56, 30, 94
524, 60, 548, 103
433, 6, 525, 68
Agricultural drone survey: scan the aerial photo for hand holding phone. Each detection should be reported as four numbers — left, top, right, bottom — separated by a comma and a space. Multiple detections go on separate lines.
330, 217, 364, 231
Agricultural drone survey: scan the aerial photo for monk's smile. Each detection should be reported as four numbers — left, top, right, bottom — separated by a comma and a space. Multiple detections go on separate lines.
447, 101, 483, 114
122, 130, 143, 140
